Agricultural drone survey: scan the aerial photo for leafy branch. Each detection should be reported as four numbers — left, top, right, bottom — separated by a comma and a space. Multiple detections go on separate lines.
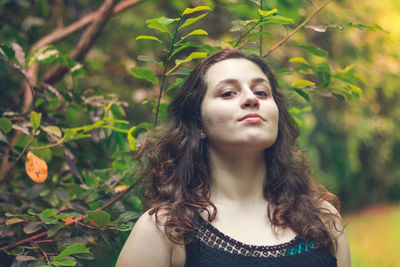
263, 0, 332, 57
0, 179, 140, 252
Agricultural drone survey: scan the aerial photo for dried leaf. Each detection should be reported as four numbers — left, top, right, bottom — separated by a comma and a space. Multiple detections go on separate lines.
23, 221, 43, 234
6, 217, 25, 226
25, 151, 48, 183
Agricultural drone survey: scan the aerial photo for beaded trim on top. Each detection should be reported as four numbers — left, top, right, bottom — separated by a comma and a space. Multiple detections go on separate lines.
196, 217, 315, 258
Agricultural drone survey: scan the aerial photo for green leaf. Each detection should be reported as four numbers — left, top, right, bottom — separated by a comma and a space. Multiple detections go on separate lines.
71, 133, 91, 140
167, 52, 207, 75
289, 106, 312, 114
86, 210, 111, 228
30, 111, 42, 132
293, 88, 311, 102
137, 55, 163, 67
182, 6, 212, 15
315, 62, 331, 86
82, 121, 104, 132
51, 259, 76, 266
349, 85, 362, 95
103, 117, 129, 124
292, 80, 315, 87
179, 13, 208, 30
293, 44, 328, 57
136, 35, 163, 44
42, 126, 62, 138
230, 19, 258, 32
258, 8, 277, 17
70, 63, 85, 77
261, 16, 294, 25
181, 29, 208, 41
116, 211, 141, 223
110, 222, 135, 231
127, 126, 136, 150
289, 57, 310, 65
35, 97, 46, 108
0, 118, 13, 133
0, 44, 15, 60
156, 16, 180, 26
146, 17, 179, 35
332, 92, 346, 101
27, 46, 60, 66
131, 122, 154, 137
53, 243, 89, 261
129, 67, 159, 85
350, 73, 368, 85
276, 68, 292, 74
171, 42, 201, 57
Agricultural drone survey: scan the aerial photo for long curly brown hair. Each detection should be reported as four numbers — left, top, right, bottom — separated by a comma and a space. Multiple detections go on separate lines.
143, 48, 341, 254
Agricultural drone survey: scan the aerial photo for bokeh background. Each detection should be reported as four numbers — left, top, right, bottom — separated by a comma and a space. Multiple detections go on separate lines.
1, 0, 399, 266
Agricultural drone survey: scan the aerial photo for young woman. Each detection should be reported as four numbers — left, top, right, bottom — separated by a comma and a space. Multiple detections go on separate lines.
117, 48, 351, 267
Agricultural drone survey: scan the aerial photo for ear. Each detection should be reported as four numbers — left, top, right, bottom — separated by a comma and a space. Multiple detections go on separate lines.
199, 130, 207, 139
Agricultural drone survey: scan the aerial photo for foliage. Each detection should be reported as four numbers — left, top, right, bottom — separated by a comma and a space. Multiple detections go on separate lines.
0, 0, 397, 265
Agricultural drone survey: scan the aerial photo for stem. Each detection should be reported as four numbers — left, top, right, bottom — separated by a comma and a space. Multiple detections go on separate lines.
30, 137, 65, 151
263, 0, 332, 57
234, 20, 261, 48
153, 17, 182, 126
0, 134, 36, 187
34, 241, 50, 265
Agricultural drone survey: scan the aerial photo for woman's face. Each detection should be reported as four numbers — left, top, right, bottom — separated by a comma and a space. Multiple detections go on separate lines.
201, 58, 279, 153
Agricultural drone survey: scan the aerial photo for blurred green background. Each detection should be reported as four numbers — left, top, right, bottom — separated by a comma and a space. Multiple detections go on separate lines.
1, 0, 399, 266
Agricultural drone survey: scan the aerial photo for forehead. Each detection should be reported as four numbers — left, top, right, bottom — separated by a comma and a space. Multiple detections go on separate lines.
205, 58, 268, 89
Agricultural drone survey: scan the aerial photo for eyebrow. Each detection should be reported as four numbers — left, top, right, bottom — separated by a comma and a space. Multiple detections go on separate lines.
213, 78, 270, 90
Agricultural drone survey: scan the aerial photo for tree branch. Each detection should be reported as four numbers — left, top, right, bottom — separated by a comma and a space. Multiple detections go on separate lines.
31, 0, 144, 52
41, 0, 119, 85
0, 134, 35, 188
263, 0, 332, 57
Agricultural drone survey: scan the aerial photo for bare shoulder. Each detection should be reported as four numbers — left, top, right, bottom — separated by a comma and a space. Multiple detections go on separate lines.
116, 210, 173, 267
319, 200, 351, 267
320, 200, 341, 217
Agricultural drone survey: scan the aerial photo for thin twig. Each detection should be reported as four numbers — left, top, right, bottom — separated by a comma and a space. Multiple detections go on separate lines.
234, 20, 260, 48
33, 241, 50, 265
263, 0, 332, 57
154, 17, 182, 126
30, 138, 65, 151
0, 134, 35, 187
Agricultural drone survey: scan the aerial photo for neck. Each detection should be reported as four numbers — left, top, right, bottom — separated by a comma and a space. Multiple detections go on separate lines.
207, 146, 267, 204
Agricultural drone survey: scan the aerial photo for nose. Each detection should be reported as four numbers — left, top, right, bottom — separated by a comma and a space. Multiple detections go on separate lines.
240, 87, 259, 109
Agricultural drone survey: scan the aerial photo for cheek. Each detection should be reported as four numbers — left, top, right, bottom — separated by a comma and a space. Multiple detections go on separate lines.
201, 104, 234, 132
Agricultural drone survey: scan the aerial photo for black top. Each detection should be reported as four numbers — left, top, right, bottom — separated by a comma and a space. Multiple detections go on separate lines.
185, 217, 337, 267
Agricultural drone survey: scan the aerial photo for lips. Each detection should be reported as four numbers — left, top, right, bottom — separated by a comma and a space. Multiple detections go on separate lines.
238, 113, 265, 122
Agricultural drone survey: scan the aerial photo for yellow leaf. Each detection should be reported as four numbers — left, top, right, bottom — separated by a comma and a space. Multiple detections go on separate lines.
289, 57, 310, 65
114, 185, 128, 193
25, 151, 48, 183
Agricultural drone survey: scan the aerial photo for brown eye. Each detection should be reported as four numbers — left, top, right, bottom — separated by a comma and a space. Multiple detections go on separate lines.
254, 90, 268, 97
221, 91, 235, 98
